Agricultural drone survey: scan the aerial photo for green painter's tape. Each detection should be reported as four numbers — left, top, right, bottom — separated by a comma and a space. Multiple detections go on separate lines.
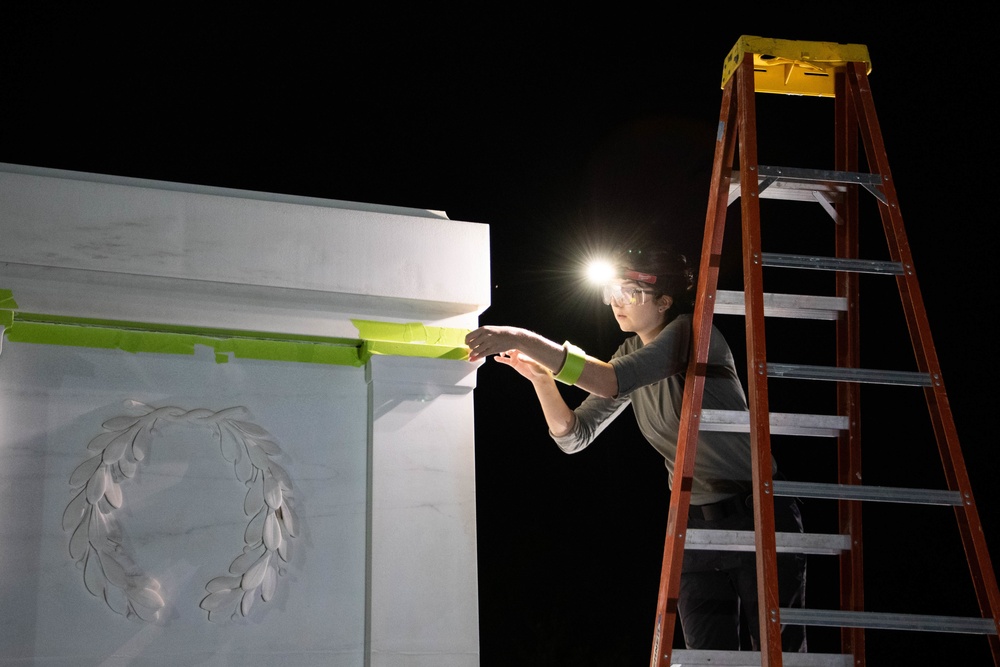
352, 319, 470, 362
0, 292, 471, 365
3, 318, 362, 366
0, 289, 17, 310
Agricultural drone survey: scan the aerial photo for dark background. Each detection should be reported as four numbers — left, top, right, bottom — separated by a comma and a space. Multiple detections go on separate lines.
3, 5, 996, 665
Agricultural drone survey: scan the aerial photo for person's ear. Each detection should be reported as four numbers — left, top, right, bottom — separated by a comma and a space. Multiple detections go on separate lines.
657, 295, 673, 313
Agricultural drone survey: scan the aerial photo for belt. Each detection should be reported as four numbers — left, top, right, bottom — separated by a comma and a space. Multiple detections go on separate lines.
689, 493, 752, 521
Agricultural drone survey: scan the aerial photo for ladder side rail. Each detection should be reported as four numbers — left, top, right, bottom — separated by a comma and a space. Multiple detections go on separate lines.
736, 53, 784, 667
834, 68, 866, 664
848, 62, 1000, 661
650, 66, 741, 667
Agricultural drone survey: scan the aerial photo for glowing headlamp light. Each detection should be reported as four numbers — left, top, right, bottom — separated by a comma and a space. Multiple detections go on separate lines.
585, 261, 658, 286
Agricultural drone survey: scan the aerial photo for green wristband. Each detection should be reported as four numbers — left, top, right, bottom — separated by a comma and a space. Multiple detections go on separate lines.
554, 341, 586, 385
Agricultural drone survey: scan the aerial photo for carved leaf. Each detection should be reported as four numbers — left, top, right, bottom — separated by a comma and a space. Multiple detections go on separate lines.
69, 514, 90, 559
86, 466, 108, 504
129, 586, 164, 611
206, 575, 242, 593
278, 504, 298, 538
244, 441, 270, 469
261, 566, 277, 601
105, 480, 123, 508
241, 589, 255, 616
87, 431, 118, 452
128, 599, 160, 622
83, 546, 105, 597
132, 422, 152, 461
262, 511, 281, 551
251, 437, 282, 456
69, 455, 103, 488
242, 552, 270, 590
99, 549, 130, 588
234, 453, 253, 483
118, 455, 137, 478
244, 477, 264, 517
128, 573, 160, 591
245, 507, 265, 545
219, 426, 241, 463
103, 428, 134, 464
230, 544, 265, 575
263, 475, 282, 510
201, 588, 241, 611
104, 585, 129, 615
88, 506, 108, 543
63, 489, 88, 531
231, 420, 270, 438
268, 461, 292, 491
277, 537, 291, 563
102, 416, 139, 431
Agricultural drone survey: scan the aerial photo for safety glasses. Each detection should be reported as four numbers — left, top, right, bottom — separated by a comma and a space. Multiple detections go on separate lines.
602, 284, 655, 307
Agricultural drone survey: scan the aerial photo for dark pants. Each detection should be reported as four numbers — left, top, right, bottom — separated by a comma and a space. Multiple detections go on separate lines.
678, 494, 807, 652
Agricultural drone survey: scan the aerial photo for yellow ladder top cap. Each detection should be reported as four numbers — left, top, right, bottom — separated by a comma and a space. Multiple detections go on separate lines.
722, 35, 872, 97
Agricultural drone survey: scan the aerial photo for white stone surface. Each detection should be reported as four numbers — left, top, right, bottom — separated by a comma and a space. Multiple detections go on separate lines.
0, 342, 369, 666
0, 162, 491, 336
367, 356, 480, 667
0, 165, 486, 666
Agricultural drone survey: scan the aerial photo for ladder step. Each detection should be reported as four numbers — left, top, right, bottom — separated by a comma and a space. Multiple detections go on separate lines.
670, 649, 851, 666
685, 529, 851, 555
700, 408, 847, 437
714, 290, 847, 320
766, 362, 933, 386
729, 165, 886, 205
762, 252, 904, 275
779, 608, 999, 635
774, 480, 963, 506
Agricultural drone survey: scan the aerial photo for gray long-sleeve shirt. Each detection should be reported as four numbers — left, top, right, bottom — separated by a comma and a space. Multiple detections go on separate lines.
551, 314, 775, 505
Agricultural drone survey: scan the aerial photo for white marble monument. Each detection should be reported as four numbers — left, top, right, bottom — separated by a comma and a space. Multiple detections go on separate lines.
0, 163, 488, 666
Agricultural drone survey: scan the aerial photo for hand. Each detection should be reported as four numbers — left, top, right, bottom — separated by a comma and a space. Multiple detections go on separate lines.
465, 325, 530, 362
494, 350, 551, 381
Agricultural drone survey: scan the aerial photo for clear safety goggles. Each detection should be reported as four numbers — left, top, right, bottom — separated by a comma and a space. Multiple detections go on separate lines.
602, 284, 655, 307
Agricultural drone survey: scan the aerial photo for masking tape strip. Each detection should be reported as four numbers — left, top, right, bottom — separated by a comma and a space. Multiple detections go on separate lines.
0, 289, 17, 311
352, 319, 470, 362
3, 318, 363, 366
0, 300, 471, 365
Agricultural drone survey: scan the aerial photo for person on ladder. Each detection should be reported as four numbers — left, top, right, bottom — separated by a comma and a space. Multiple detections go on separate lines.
466, 241, 807, 652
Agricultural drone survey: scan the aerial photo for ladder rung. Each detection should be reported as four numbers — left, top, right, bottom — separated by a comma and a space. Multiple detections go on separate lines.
670, 649, 852, 666
774, 480, 964, 506
699, 408, 847, 437
757, 165, 884, 188
762, 253, 904, 275
779, 608, 999, 635
729, 165, 887, 205
766, 363, 933, 386
714, 290, 847, 320
685, 529, 851, 555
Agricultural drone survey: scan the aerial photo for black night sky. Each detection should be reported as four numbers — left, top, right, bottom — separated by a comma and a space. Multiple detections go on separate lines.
3, 5, 997, 665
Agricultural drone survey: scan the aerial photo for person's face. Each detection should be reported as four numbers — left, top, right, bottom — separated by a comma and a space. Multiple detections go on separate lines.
607, 280, 671, 339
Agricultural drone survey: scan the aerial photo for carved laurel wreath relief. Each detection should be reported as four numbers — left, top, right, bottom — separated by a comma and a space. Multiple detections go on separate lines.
63, 401, 299, 622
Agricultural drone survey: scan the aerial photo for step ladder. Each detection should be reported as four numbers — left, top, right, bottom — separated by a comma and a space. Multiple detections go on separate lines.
649, 36, 1000, 667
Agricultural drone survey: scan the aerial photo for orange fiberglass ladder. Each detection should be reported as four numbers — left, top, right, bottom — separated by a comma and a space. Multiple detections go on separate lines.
650, 36, 1000, 667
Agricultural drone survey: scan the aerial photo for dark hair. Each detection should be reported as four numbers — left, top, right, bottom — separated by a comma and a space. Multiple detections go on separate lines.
613, 245, 695, 317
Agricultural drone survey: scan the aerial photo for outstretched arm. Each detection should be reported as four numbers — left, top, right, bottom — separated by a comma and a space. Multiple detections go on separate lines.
465, 326, 619, 399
